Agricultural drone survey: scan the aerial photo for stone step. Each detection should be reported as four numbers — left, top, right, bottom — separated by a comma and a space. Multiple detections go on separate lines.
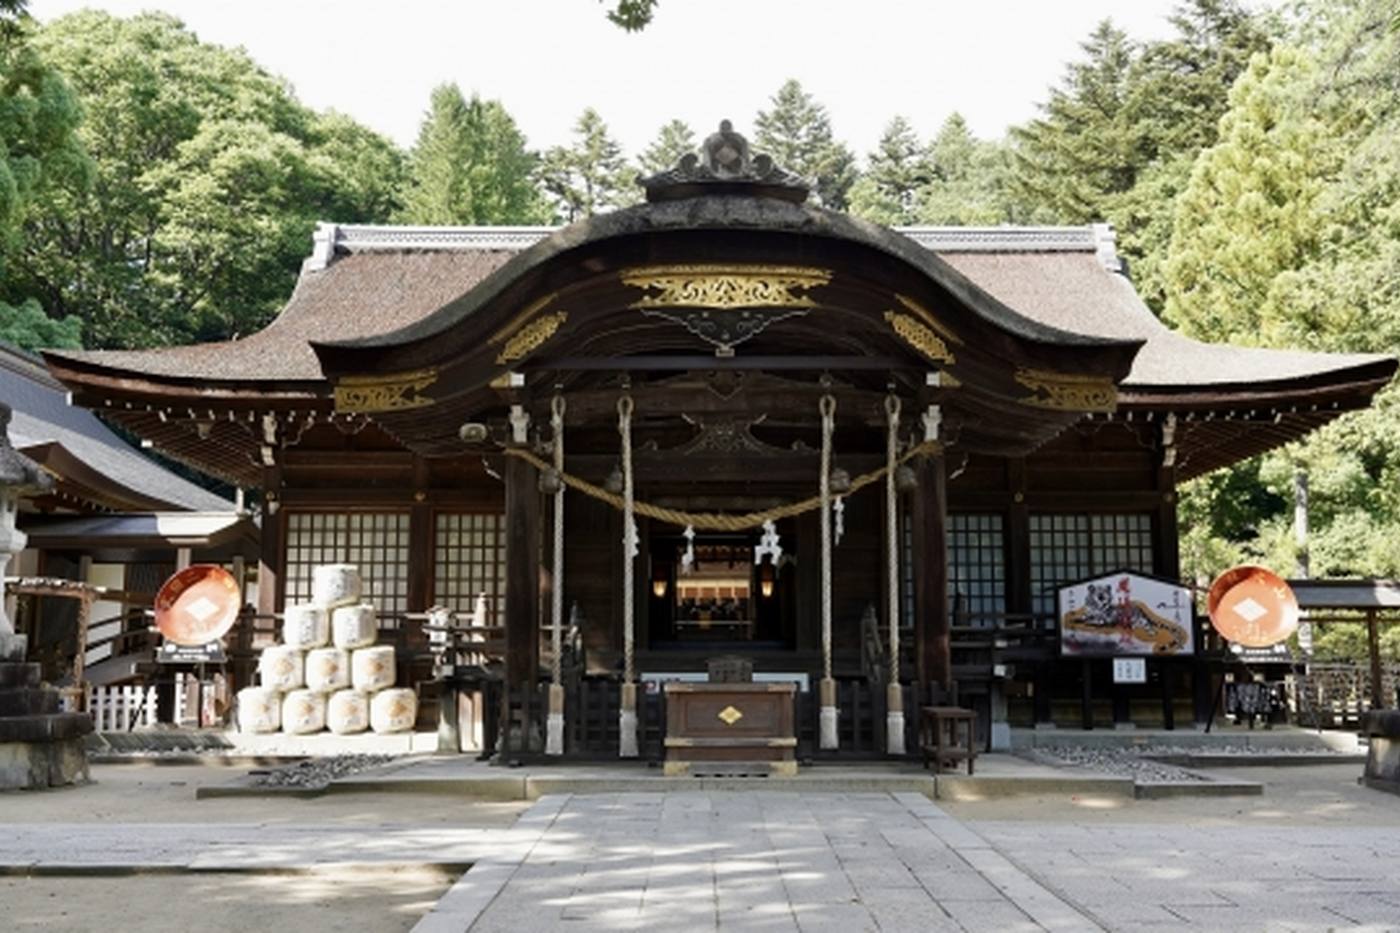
0, 711, 93, 744
0, 685, 61, 717
0, 662, 41, 688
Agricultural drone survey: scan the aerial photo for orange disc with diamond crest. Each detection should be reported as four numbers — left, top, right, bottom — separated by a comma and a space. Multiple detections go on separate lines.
154, 565, 240, 646
1206, 565, 1299, 648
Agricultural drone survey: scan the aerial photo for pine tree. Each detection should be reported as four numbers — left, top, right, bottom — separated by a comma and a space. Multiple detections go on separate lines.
537, 108, 638, 222
397, 84, 544, 225
638, 119, 695, 175
848, 116, 930, 226
915, 114, 1019, 225
753, 80, 857, 210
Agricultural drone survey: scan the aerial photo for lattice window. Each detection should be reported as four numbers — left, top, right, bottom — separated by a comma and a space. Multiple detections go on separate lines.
284, 512, 411, 618
1029, 513, 1153, 616
433, 512, 506, 626
949, 513, 1007, 623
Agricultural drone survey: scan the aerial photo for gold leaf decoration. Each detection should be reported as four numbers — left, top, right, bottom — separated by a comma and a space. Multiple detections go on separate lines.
621, 264, 832, 309
495, 311, 569, 364
884, 311, 955, 363
1015, 369, 1118, 412
717, 705, 744, 726
334, 368, 438, 413
894, 294, 962, 345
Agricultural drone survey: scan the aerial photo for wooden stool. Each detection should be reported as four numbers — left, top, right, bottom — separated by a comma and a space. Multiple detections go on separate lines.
920, 705, 976, 775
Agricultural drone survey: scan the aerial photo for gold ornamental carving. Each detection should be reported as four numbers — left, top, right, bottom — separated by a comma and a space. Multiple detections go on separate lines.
1015, 369, 1118, 412
894, 294, 961, 345
883, 311, 955, 363
333, 368, 438, 413
621, 264, 832, 309
494, 311, 569, 364
717, 705, 744, 726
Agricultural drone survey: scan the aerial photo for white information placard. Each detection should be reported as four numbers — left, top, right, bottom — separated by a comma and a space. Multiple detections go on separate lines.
1112, 657, 1147, 684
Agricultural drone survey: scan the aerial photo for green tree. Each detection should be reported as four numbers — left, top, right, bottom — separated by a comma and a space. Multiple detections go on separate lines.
397, 85, 544, 226
601, 0, 657, 31
915, 114, 1021, 225
11, 11, 403, 348
638, 118, 695, 175
0, 296, 80, 350
753, 80, 858, 210
848, 116, 931, 226
537, 108, 637, 222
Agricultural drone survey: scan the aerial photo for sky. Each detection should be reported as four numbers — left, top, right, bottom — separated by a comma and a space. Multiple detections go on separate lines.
28, 0, 1187, 161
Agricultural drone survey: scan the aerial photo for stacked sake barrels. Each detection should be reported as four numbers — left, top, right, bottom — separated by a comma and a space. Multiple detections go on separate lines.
237, 564, 417, 735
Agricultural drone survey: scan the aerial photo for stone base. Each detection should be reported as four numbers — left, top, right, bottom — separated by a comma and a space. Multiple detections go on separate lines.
0, 736, 89, 790
0, 632, 27, 662
1362, 710, 1400, 793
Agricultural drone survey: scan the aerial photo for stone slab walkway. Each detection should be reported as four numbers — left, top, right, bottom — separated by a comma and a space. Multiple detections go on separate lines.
418, 792, 1100, 933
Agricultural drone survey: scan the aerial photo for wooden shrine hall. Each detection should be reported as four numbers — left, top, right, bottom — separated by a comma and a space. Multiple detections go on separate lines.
43, 121, 1396, 760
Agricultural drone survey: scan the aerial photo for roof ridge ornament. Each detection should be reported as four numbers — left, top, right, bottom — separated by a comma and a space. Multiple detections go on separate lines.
640, 120, 811, 204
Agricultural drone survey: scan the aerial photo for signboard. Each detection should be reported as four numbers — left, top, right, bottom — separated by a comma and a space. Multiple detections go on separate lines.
1229, 642, 1292, 665
157, 641, 227, 664
1058, 571, 1194, 657
1207, 565, 1298, 648
154, 565, 240, 647
1112, 658, 1147, 684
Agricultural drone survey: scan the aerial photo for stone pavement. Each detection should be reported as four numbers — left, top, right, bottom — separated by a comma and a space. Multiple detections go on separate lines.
418, 792, 1100, 933
971, 819, 1400, 931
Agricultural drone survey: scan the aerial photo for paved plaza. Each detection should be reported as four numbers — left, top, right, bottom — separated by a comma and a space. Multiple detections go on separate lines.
4, 763, 1400, 932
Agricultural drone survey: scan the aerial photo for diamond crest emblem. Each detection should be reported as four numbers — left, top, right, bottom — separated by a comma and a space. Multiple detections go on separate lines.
1233, 597, 1268, 624
717, 705, 744, 726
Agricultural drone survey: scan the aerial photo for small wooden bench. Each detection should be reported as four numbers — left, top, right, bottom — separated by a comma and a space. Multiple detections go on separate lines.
920, 705, 976, 775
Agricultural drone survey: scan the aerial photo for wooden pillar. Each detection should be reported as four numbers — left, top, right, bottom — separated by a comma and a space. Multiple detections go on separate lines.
407, 455, 433, 616
503, 453, 541, 689
256, 466, 283, 618
1368, 610, 1384, 710
913, 452, 949, 695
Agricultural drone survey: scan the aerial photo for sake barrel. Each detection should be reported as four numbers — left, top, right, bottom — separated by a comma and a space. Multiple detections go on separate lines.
311, 564, 362, 609
326, 689, 370, 735
281, 688, 327, 734
370, 687, 417, 734
283, 603, 329, 649
237, 687, 281, 733
351, 645, 396, 692
305, 647, 351, 694
258, 645, 304, 691
331, 603, 377, 650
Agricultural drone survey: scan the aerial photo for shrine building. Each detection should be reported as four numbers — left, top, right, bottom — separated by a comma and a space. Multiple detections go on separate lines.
41, 123, 1396, 759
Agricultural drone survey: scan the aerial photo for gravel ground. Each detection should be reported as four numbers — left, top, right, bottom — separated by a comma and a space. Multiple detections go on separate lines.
248, 754, 395, 788
1024, 745, 1210, 781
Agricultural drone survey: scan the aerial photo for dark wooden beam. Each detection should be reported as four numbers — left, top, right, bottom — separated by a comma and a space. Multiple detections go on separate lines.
529, 355, 917, 372
912, 452, 950, 692
503, 450, 541, 688
257, 466, 284, 617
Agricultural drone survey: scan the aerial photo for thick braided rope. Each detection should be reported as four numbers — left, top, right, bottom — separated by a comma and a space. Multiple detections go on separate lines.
551, 395, 565, 688
886, 394, 901, 688
820, 394, 834, 683
620, 395, 635, 685
503, 439, 941, 531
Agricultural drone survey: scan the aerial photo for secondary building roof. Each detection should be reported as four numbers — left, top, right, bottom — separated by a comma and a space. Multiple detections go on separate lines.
1, 343, 233, 512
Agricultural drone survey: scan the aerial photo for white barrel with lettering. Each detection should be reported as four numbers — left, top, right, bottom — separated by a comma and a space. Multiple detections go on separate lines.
311, 564, 362, 609
258, 645, 304, 691
370, 687, 417, 734
237, 687, 281, 733
331, 604, 377, 650
281, 688, 326, 734
282, 603, 329, 649
351, 645, 396, 692
326, 689, 370, 735
304, 647, 351, 694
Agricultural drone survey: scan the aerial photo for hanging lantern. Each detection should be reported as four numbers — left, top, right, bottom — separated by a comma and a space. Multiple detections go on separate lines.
830, 467, 852, 494
604, 463, 624, 494
759, 562, 776, 599
895, 463, 918, 493
539, 467, 563, 495
651, 560, 669, 599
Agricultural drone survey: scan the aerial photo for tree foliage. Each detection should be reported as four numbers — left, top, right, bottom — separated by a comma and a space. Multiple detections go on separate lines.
754, 80, 857, 210
0, 296, 79, 350
638, 118, 695, 175
397, 84, 544, 226
5, 11, 402, 349
536, 107, 637, 222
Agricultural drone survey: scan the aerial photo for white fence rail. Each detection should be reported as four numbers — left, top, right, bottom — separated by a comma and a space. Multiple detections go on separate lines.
85, 684, 157, 732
